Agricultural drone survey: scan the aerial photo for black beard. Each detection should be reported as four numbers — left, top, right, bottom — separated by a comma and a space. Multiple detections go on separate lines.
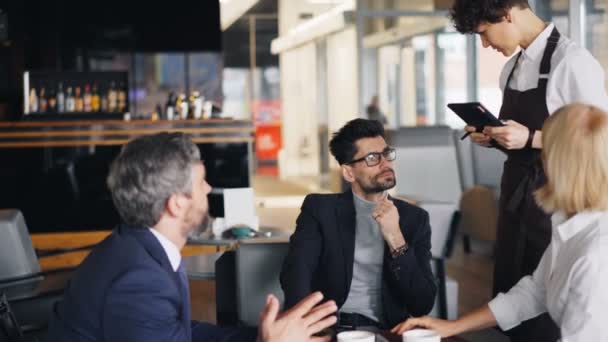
360, 175, 396, 194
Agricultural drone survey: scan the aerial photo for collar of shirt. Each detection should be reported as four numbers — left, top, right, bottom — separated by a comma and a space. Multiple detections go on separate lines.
551, 210, 605, 242
148, 228, 182, 272
520, 22, 555, 63
352, 190, 388, 211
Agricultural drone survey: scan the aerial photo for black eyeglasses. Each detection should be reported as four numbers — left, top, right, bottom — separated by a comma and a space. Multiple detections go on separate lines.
346, 148, 396, 167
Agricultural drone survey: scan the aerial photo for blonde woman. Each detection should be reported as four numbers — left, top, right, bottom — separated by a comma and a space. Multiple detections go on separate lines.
392, 104, 608, 341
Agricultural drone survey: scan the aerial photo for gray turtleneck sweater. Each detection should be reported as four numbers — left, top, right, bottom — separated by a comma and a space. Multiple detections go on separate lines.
340, 191, 386, 323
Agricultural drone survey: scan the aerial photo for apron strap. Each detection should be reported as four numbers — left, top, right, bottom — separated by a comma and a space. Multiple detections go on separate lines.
505, 51, 522, 89
538, 26, 561, 89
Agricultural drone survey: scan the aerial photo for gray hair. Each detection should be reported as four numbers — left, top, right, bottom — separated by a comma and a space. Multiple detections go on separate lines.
107, 132, 201, 227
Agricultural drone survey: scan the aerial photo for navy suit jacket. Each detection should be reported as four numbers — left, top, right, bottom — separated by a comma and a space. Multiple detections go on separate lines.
280, 191, 437, 328
46, 225, 255, 342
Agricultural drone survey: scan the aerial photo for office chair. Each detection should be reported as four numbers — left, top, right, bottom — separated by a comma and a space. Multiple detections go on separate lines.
216, 240, 290, 326
0, 293, 24, 342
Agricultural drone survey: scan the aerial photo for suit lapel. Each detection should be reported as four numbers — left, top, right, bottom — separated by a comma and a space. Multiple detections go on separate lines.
121, 225, 191, 335
388, 195, 409, 239
336, 191, 357, 293
121, 224, 175, 274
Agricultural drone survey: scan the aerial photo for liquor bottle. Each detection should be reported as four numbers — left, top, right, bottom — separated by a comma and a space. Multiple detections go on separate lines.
39, 86, 48, 113
192, 91, 203, 119
165, 92, 176, 120
66, 86, 75, 112
74, 86, 84, 112
108, 81, 117, 112
48, 87, 57, 112
178, 94, 189, 120
28, 87, 38, 113
117, 82, 127, 113
57, 82, 65, 113
83, 84, 92, 112
100, 94, 108, 112
175, 93, 183, 119
91, 84, 100, 112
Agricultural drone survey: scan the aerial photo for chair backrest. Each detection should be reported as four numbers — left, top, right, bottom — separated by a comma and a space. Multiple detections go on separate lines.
471, 143, 506, 191
0, 210, 40, 284
417, 202, 459, 259
235, 240, 290, 326
387, 126, 461, 203
452, 129, 475, 191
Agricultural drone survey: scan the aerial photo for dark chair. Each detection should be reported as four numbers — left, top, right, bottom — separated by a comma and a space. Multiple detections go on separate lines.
0, 209, 73, 341
216, 240, 290, 326
0, 292, 24, 342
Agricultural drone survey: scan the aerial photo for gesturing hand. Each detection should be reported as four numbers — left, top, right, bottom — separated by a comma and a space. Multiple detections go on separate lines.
257, 292, 337, 342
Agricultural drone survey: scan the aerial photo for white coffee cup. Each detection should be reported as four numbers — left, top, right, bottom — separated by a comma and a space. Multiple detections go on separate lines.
402, 329, 441, 342
337, 330, 375, 342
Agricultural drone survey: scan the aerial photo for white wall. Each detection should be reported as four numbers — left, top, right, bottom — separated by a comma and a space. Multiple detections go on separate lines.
278, 43, 320, 178
326, 27, 359, 169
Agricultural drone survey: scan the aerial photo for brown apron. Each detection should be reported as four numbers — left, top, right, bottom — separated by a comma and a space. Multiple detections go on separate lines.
493, 27, 561, 341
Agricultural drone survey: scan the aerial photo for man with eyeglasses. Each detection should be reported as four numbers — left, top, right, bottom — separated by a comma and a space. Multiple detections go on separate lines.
280, 119, 437, 332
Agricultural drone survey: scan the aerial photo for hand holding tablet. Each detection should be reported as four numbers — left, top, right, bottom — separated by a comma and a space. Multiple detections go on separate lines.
447, 102, 504, 140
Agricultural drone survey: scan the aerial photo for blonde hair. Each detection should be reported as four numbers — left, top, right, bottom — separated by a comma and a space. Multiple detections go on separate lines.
535, 103, 608, 214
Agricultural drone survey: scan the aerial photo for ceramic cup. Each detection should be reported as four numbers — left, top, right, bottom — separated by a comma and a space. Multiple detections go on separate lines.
336, 330, 376, 342
402, 329, 441, 342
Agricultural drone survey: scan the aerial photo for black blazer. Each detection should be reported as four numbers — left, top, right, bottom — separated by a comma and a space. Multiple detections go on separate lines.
280, 191, 437, 328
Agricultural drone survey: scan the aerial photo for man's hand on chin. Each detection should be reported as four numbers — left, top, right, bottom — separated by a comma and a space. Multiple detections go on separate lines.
373, 198, 406, 250
257, 292, 337, 342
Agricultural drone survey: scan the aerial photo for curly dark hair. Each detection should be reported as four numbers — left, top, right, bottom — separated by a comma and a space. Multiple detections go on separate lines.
450, 0, 530, 34
329, 119, 385, 165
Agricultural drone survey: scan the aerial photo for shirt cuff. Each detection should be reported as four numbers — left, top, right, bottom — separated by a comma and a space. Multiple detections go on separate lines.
488, 293, 522, 331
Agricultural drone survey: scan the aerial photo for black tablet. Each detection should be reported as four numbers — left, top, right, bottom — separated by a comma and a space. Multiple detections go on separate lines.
447, 102, 504, 131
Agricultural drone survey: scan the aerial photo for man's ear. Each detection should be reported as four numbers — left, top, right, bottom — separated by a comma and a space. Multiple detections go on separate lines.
505, 8, 513, 23
166, 193, 188, 217
341, 165, 355, 183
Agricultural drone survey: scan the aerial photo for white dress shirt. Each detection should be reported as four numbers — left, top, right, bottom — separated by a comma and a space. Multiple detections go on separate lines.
488, 211, 608, 341
499, 23, 608, 113
149, 228, 182, 272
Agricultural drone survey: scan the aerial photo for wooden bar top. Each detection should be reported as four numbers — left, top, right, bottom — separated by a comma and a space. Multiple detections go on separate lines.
0, 119, 254, 148
32, 231, 223, 271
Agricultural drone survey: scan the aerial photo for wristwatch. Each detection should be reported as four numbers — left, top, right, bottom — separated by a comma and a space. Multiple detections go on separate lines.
525, 127, 535, 149
390, 243, 408, 258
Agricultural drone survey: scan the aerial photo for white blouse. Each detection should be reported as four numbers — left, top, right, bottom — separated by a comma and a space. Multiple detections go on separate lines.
488, 211, 608, 341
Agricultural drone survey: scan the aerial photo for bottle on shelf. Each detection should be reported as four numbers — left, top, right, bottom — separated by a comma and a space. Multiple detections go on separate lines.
203, 100, 213, 119
83, 84, 92, 112
56, 82, 65, 113
28, 86, 39, 113
178, 93, 189, 120
192, 91, 203, 119
108, 81, 117, 112
74, 86, 84, 112
165, 92, 176, 120
91, 83, 100, 112
48, 87, 57, 112
65, 86, 75, 112
117, 82, 127, 113
175, 93, 183, 119
100, 93, 108, 112
39, 85, 48, 113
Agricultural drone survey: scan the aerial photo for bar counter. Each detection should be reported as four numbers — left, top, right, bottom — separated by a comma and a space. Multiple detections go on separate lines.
0, 118, 253, 148
0, 119, 254, 233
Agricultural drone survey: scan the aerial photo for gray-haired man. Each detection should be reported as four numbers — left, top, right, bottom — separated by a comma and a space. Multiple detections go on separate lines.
47, 132, 337, 342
